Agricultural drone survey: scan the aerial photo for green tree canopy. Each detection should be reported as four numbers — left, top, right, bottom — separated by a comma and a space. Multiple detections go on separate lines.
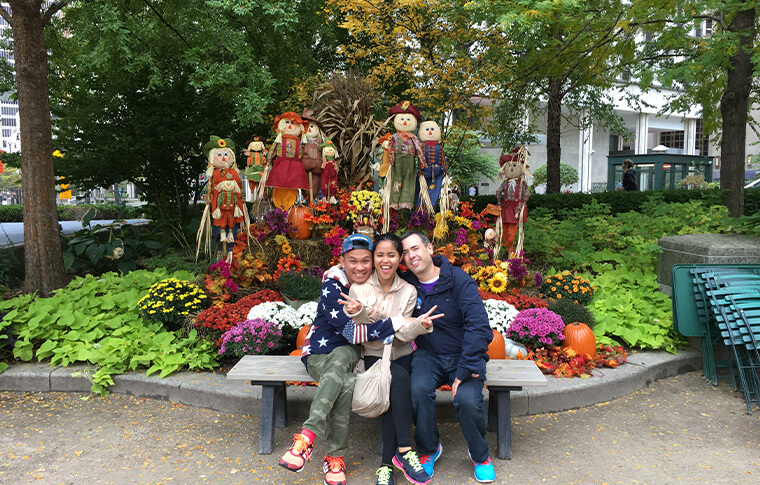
629, 0, 758, 216
49, 0, 347, 221
443, 128, 499, 190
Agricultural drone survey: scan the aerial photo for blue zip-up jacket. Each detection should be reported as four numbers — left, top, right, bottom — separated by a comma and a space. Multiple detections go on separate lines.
301, 276, 401, 368
401, 255, 493, 382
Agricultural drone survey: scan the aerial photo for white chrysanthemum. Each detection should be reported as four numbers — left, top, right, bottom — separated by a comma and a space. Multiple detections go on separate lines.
246, 301, 300, 329
296, 301, 319, 329
484, 299, 519, 335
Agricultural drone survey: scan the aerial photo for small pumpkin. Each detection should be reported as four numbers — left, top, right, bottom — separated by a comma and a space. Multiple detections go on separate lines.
287, 205, 312, 239
563, 322, 596, 357
503, 337, 527, 359
296, 324, 311, 349
289, 349, 302, 356
487, 329, 507, 360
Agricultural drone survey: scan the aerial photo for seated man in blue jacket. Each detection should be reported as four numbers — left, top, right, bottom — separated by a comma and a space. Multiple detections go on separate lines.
279, 233, 420, 485
400, 231, 495, 483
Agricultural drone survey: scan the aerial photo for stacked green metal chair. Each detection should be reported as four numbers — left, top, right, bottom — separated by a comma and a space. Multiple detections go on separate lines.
673, 265, 760, 412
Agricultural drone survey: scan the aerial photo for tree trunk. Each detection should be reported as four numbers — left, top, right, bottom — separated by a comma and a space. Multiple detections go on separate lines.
10, 0, 68, 295
719, 7, 755, 218
545, 77, 563, 194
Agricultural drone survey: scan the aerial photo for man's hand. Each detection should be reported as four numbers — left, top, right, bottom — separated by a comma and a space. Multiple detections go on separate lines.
403, 305, 444, 329
451, 373, 480, 399
337, 292, 361, 315
419, 305, 443, 329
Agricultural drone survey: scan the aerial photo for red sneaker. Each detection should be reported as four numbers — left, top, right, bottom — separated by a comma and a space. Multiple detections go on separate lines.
323, 455, 347, 485
278, 433, 313, 472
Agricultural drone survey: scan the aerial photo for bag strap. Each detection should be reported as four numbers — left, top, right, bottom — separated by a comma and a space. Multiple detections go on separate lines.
380, 342, 393, 388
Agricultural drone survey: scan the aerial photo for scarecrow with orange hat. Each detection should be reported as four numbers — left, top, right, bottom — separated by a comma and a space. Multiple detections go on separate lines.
243, 135, 267, 201
263, 111, 309, 210
320, 138, 339, 200
385, 100, 428, 212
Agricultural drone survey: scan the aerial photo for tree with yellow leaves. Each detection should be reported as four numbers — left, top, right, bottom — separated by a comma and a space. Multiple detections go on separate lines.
327, 0, 512, 127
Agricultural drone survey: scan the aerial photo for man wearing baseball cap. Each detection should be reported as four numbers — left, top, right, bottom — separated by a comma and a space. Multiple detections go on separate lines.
280, 233, 410, 485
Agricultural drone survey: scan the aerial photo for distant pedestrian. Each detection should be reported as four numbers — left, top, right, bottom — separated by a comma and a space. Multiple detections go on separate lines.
619, 159, 639, 191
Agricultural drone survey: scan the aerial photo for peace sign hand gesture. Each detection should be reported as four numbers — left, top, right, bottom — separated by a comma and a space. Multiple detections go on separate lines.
337, 292, 362, 315
418, 305, 444, 329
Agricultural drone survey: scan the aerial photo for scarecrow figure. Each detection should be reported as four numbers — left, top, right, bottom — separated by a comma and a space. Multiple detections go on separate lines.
300, 109, 324, 202
417, 120, 448, 209
263, 111, 309, 210
385, 100, 428, 213
243, 135, 267, 201
195, 136, 246, 263
320, 138, 339, 200
496, 146, 531, 256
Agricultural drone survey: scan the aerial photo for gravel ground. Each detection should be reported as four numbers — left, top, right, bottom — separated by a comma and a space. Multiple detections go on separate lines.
1, 371, 758, 484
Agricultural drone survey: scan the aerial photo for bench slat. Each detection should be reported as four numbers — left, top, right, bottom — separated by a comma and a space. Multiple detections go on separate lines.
227, 355, 547, 387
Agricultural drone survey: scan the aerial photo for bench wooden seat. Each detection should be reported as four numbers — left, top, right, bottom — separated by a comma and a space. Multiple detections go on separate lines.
227, 355, 547, 459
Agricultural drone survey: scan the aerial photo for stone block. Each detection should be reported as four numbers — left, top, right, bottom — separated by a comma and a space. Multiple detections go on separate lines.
657, 234, 760, 294
50, 365, 97, 392
0, 363, 54, 392
110, 370, 184, 402
176, 371, 260, 414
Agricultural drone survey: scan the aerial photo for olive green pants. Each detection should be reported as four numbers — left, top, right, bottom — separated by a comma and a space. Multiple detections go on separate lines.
303, 345, 361, 456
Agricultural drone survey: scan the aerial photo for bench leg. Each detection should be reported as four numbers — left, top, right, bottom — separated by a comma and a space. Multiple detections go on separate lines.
487, 388, 497, 433
492, 389, 512, 460
259, 385, 277, 454
274, 385, 287, 428
378, 420, 384, 456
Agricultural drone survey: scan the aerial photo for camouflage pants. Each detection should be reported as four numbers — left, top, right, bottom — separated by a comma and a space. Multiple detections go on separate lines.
303, 345, 361, 456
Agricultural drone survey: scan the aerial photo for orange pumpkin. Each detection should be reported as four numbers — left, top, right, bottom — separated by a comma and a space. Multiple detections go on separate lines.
287, 205, 312, 239
563, 322, 596, 357
289, 349, 302, 356
487, 329, 507, 360
296, 324, 311, 349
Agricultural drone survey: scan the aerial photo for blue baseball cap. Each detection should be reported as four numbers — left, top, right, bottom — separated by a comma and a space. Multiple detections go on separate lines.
341, 233, 373, 255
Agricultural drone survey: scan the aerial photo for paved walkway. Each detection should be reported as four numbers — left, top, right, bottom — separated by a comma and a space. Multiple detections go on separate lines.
1, 371, 758, 484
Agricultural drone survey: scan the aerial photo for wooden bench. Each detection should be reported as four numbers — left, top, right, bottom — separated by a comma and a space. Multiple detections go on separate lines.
227, 355, 547, 459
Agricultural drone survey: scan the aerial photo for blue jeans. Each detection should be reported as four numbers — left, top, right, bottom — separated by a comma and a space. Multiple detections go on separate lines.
411, 348, 489, 462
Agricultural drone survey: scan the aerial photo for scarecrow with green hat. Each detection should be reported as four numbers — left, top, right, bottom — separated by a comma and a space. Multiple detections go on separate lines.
320, 138, 339, 200
196, 135, 247, 262
243, 135, 267, 201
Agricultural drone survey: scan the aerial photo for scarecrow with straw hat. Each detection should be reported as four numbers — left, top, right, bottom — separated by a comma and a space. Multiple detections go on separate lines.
496, 146, 531, 257
381, 100, 430, 232
243, 135, 267, 201
320, 138, 339, 200
260, 111, 309, 210
301, 108, 325, 202
196, 135, 249, 263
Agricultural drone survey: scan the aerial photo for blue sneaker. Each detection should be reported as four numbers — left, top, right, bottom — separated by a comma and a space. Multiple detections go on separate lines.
473, 457, 495, 483
418, 443, 442, 478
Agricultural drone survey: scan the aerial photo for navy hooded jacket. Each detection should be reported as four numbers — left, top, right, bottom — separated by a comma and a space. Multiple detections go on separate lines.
401, 255, 493, 382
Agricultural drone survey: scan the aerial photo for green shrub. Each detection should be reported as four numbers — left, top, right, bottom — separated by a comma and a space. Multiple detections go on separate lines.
140, 248, 208, 275
462, 187, 759, 218
0, 205, 23, 222
0, 203, 144, 222
278, 272, 321, 300
547, 299, 595, 328
0, 247, 21, 288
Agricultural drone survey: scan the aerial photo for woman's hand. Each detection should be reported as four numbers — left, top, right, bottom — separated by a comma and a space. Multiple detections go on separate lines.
337, 292, 362, 315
